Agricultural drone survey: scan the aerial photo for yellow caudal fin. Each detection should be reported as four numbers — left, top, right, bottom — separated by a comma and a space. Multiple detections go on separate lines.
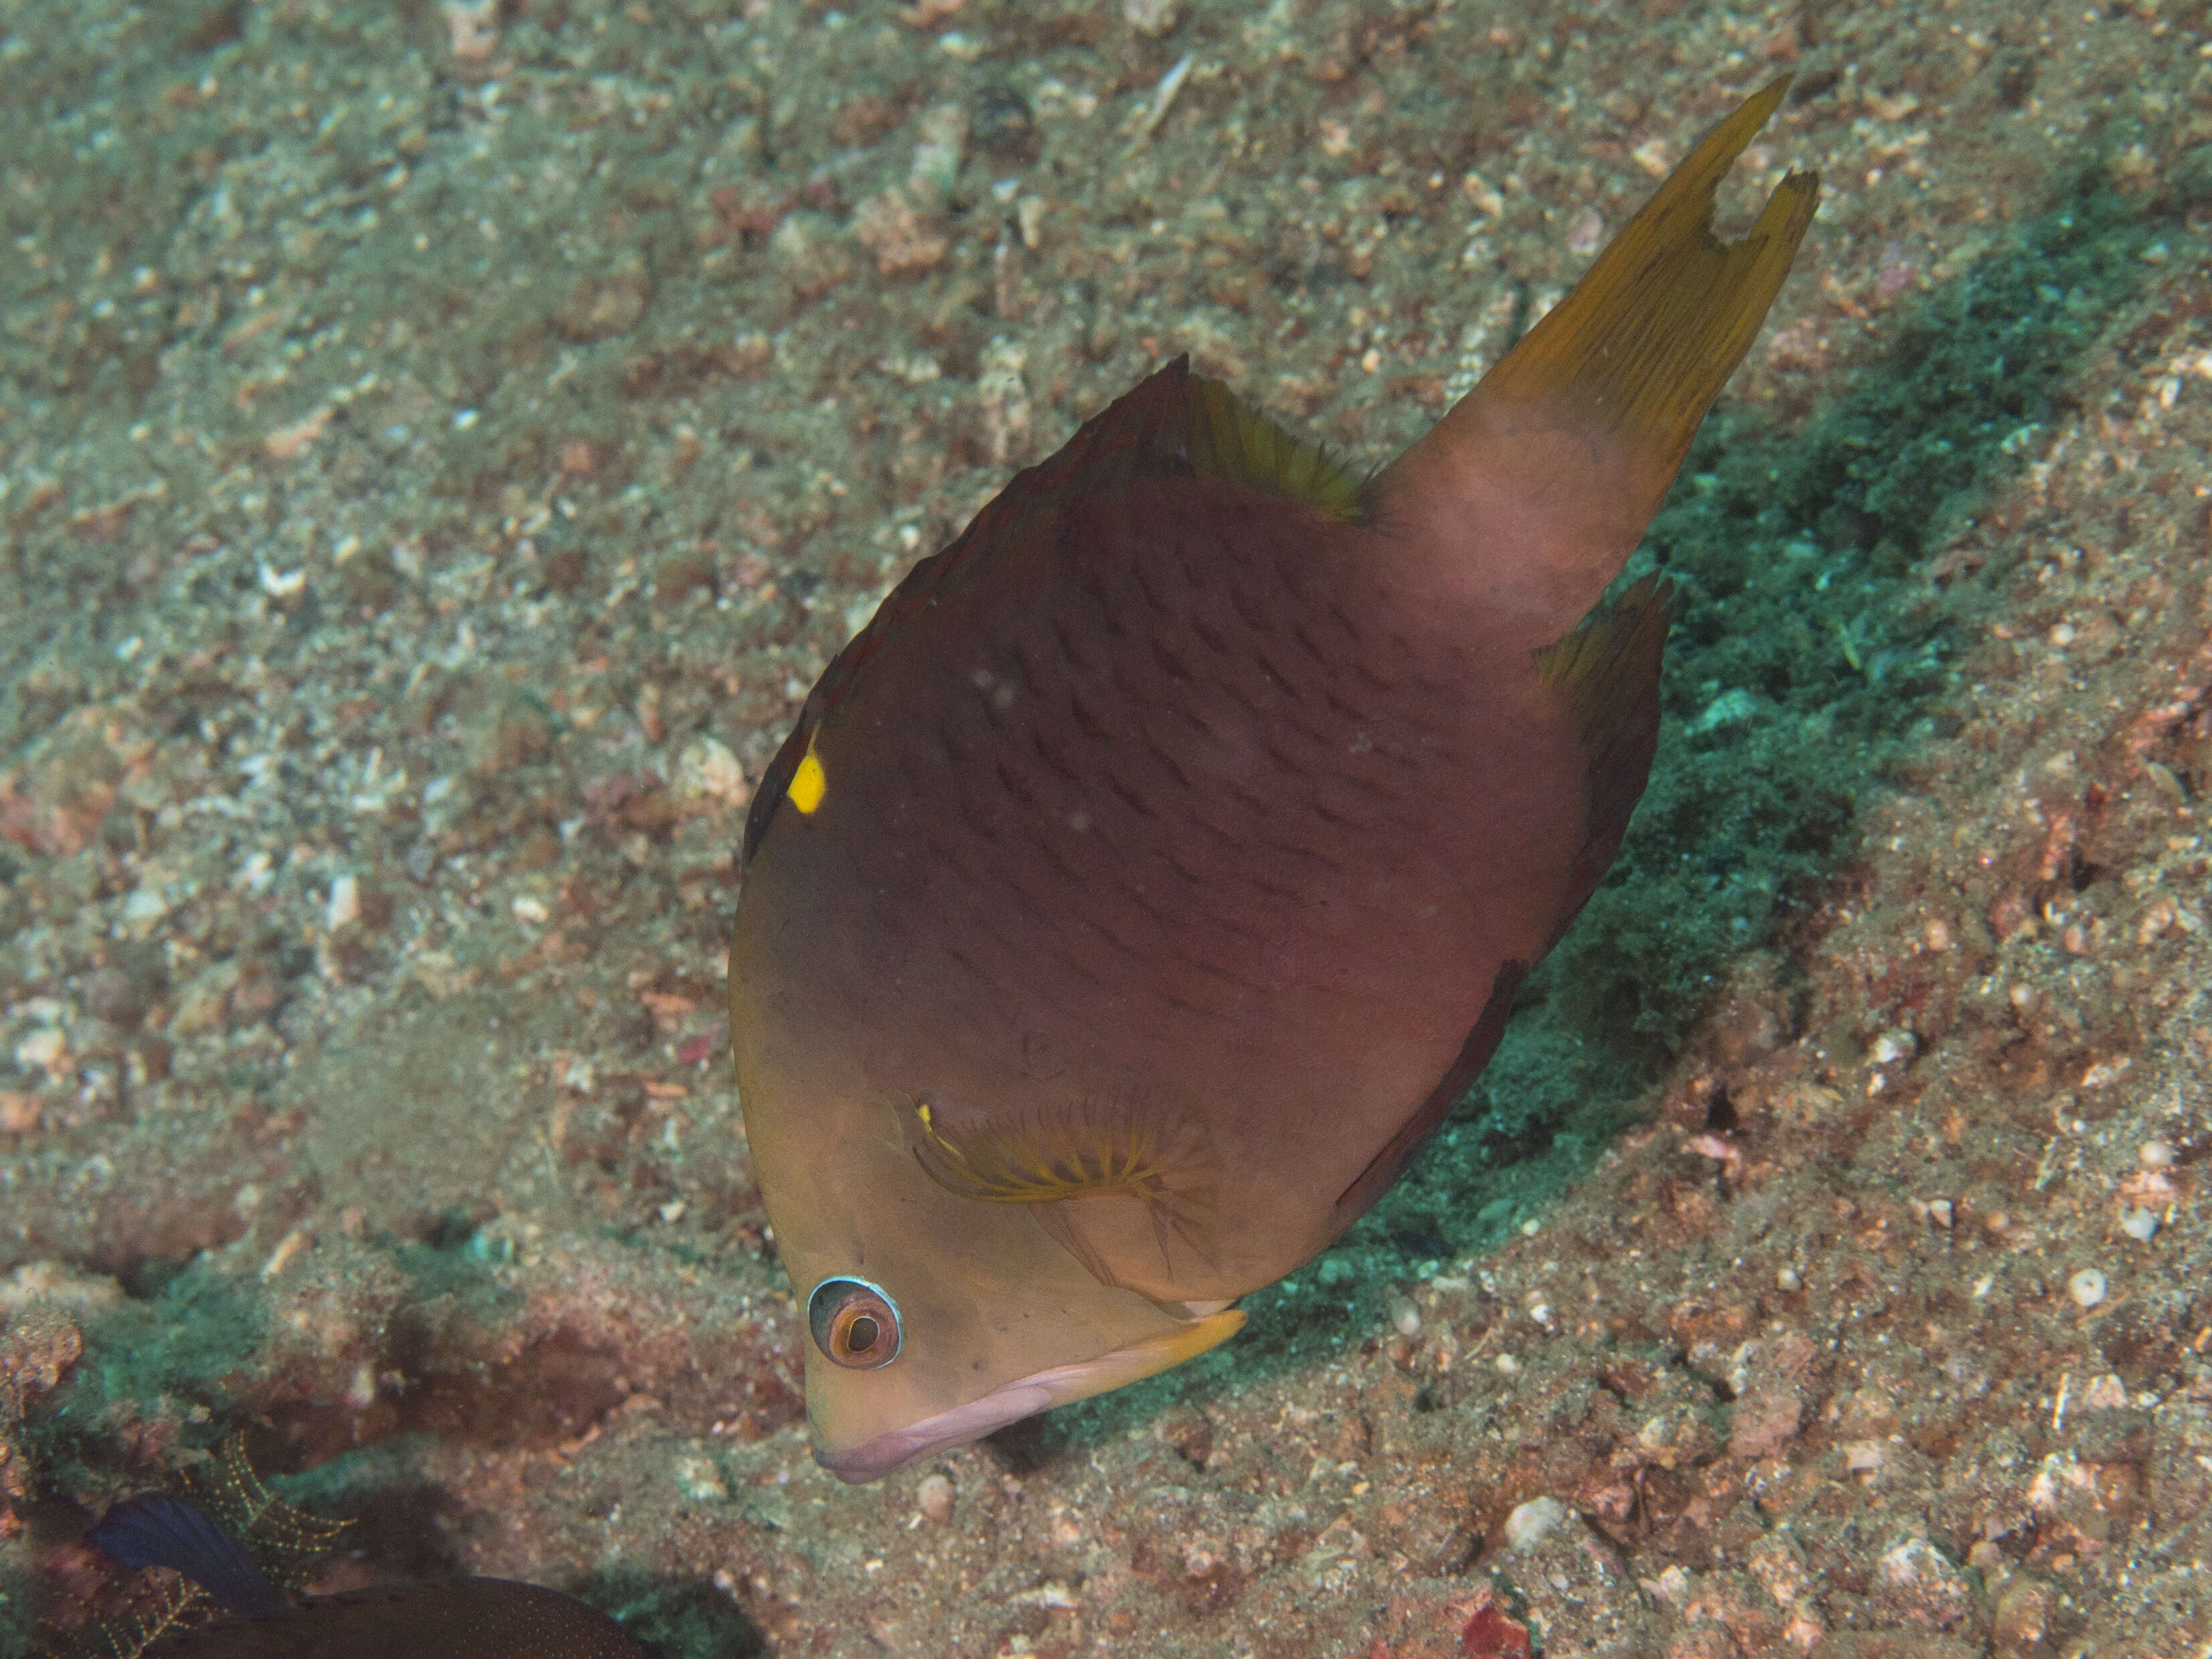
1374, 77, 1817, 643
1482, 77, 1816, 488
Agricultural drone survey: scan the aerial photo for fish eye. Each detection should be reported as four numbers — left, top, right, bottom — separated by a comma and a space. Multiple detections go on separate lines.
807, 1277, 902, 1369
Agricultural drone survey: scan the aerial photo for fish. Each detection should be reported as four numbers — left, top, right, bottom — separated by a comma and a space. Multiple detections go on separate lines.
728, 77, 1818, 1482
81, 1490, 655, 1658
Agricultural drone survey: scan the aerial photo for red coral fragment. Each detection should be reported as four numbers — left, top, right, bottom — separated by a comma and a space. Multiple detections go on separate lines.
1461, 1603, 1532, 1659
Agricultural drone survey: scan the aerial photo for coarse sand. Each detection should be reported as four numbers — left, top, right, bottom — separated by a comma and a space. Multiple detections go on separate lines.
3, 1, 2211, 1655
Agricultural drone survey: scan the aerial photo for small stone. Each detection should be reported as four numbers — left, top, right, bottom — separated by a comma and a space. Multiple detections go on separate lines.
1992, 1579, 2051, 1656
1123, 0, 1180, 35
13, 1028, 68, 1075
1729, 1378, 1806, 1459
853, 189, 949, 276
1387, 1295, 1420, 1338
2082, 1372, 2128, 1409
675, 1454, 728, 1504
1502, 1495, 1567, 1551
2120, 1206, 2159, 1242
1871, 1536, 1973, 1629
917, 1472, 955, 1524
120, 886, 169, 929
2067, 1268, 2108, 1308
771, 212, 856, 297
2139, 1139, 2176, 1170
672, 736, 749, 809
1775, 1267, 1802, 1291
326, 873, 361, 931
0, 1261, 122, 1314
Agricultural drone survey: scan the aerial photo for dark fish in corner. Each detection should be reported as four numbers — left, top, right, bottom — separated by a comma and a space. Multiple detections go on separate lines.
85, 1492, 655, 1658
728, 78, 1819, 1481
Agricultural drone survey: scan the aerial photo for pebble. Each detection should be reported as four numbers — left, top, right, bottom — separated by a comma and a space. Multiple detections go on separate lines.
14, 1028, 68, 1074
1387, 1295, 1421, 1338
2067, 1268, 2108, 1309
672, 736, 749, 808
1123, 0, 1181, 35
0, 1261, 124, 1312
1502, 1496, 1568, 1552
674, 1455, 728, 1504
325, 873, 361, 931
917, 1472, 955, 1524
120, 886, 168, 927
1872, 1536, 1974, 1630
2120, 1208, 2159, 1242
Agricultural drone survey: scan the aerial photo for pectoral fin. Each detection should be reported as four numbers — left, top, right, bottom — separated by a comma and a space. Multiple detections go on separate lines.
898, 1093, 1220, 1294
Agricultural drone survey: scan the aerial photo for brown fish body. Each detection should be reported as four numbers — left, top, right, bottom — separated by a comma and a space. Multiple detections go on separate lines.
738, 459, 1589, 1302
144, 1577, 653, 1658
731, 78, 1817, 1478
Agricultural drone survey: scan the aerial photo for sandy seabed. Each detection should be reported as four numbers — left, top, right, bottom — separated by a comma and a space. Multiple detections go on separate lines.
3, 0, 2211, 1654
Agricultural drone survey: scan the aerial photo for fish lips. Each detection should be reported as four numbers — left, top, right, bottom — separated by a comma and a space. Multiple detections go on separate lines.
814, 1308, 1247, 1483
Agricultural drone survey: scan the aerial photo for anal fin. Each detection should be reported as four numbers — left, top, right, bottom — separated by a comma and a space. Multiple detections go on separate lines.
1536, 572, 1672, 936
1327, 959, 1530, 1241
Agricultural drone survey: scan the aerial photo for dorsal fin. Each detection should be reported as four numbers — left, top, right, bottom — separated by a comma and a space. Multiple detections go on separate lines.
742, 357, 1356, 865
1534, 571, 1673, 933
1186, 373, 1366, 520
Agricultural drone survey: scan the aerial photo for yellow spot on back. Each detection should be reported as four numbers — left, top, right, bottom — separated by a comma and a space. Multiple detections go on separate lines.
789, 740, 827, 814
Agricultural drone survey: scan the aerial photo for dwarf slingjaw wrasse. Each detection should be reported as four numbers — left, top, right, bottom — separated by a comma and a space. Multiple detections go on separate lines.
729, 76, 1818, 1480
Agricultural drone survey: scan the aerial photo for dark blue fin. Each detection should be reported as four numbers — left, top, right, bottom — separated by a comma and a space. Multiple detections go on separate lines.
85, 1493, 286, 1618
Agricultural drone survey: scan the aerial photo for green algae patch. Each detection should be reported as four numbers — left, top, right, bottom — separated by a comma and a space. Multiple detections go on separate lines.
26, 1266, 270, 1483
1565, 166, 2172, 1056
575, 1568, 770, 1659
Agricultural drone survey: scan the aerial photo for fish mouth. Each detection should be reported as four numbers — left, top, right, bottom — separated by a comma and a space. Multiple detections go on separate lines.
815, 1309, 1245, 1484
